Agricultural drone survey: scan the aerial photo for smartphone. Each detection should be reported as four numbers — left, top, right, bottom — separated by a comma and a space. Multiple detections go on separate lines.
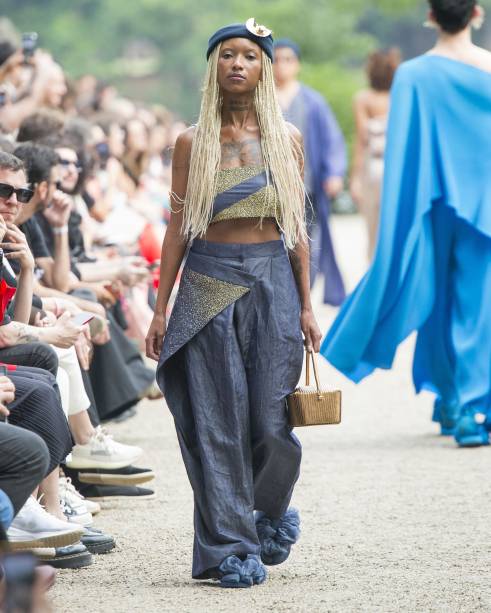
0, 91, 6, 108
72, 311, 95, 326
2, 552, 37, 612
21, 32, 38, 63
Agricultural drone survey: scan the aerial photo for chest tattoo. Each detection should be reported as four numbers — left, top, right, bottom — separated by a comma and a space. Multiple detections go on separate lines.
220, 138, 263, 167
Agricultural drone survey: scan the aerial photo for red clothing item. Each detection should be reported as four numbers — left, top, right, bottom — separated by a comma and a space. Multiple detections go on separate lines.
0, 277, 16, 326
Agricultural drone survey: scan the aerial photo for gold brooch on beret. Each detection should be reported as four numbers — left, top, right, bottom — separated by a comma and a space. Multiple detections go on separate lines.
245, 18, 272, 38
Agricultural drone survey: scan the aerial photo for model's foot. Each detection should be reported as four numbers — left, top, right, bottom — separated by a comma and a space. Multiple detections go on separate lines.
432, 398, 460, 436
218, 554, 267, 588
256, 508, 300, 566
454, 412, 490, 447
66, 426, 142, 469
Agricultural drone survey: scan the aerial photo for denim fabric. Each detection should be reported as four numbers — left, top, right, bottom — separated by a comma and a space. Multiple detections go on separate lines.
158, 239, 303, 579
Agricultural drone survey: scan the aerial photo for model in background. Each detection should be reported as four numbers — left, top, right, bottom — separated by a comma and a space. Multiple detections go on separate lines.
321, 0, 491, 448
273, 39, 347, 306
350, 48, 401, 260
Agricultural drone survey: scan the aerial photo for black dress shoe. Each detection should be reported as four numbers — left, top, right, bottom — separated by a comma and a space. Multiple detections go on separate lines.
81, 527, 116, 554
35, 543, 93, 569
81, 484, 155, 502
64, 464, 155, 486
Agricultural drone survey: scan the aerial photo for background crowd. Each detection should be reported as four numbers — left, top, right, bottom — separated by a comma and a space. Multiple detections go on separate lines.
0, 20, 191, 608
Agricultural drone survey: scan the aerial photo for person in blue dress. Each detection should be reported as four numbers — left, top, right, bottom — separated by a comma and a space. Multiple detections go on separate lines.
273, 40, 347, 306
321, 0, 491, 448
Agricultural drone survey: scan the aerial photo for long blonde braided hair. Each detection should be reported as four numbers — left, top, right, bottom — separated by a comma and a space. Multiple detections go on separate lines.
181, 45, 307, 249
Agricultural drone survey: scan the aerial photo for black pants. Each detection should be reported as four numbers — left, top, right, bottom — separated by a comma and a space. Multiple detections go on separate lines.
0, 343, 58, 376
70, 289, 154, 420
7, 367, 72, 474
0, 423, 49, 516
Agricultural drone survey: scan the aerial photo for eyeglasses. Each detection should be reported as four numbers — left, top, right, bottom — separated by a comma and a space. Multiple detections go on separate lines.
0, 182, 34, 204
59, 159, 82, 172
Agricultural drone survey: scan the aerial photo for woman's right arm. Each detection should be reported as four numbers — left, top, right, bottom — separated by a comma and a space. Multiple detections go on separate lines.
145, 128, 194, 361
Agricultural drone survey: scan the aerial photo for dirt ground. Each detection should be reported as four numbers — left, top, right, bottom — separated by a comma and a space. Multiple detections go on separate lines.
52, 215, 491, 613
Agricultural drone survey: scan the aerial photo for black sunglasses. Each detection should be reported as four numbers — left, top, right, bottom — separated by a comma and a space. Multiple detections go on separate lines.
0, 182, 34, 204
59, 159, 82, 172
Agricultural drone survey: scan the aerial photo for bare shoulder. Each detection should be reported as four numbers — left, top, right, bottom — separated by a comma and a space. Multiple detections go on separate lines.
173, 126, 196, 168
353, 89, 371, 106
285, 121, 303, 146
174, 126, 196, 152
475, 46, 491, 72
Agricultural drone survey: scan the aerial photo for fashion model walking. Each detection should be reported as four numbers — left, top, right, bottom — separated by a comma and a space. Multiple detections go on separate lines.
146, 20, 322, 587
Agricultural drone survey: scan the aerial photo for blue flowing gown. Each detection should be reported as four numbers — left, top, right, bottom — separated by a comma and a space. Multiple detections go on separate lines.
321, 56, 491, 413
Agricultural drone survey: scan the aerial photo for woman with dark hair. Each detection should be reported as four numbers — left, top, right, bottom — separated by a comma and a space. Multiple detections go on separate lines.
322, 1, 491, 448
350, 48, 401, 260
147, 19, 321, 587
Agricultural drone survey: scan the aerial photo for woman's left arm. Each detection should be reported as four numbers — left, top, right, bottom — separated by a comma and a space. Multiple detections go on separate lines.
286, 123, 323, 353
289, 240, 322, 352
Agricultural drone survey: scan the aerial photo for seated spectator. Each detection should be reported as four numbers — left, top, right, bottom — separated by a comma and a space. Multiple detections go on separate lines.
8, 145, 156, 419
0, 380, 49, 529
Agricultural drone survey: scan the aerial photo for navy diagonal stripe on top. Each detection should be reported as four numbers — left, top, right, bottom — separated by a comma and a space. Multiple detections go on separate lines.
213, 171, 268, 216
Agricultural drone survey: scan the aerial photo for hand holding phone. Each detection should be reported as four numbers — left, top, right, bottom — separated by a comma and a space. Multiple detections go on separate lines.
71, 311, 95, 327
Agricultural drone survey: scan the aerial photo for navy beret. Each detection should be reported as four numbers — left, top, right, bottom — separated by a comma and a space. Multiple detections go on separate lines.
274, 38, 301, 60
207, 19, 274, 62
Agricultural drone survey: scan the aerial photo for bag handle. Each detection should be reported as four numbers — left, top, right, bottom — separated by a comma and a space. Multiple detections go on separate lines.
305, 350, 322, 395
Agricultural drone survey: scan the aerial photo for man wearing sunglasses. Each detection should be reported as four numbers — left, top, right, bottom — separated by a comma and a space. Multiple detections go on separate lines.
0, 152, 82, 359
13, 144, 73, 294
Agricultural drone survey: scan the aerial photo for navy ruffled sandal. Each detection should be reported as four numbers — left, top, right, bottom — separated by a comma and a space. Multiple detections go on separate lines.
255, 508, 300, 566
218, 554, 267, 588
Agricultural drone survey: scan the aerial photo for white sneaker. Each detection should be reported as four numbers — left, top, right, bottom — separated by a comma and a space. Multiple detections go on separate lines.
66, 426, 143, 469
59, 477, 93, 527
59, 475, 101, 515
7, 496, 84, 550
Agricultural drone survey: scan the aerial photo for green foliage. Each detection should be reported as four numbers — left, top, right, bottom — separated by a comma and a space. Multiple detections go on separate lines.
1, 0, 386, 120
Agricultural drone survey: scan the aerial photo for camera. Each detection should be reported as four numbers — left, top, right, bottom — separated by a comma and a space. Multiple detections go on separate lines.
21, 32, 38, 63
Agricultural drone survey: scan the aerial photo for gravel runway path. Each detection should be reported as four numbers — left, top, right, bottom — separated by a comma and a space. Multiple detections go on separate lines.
52, 216, 491, 612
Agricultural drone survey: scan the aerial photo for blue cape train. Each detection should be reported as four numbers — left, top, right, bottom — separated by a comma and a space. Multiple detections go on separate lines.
321, 55, 491, 412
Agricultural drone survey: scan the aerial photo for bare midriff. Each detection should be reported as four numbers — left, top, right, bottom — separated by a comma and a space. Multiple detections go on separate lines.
202, 217, 281, 244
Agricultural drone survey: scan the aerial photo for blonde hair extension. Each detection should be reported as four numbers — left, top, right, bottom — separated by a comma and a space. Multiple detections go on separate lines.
181, 46, 222, 240
254, 53, 306, 248
182, 47, 307, 249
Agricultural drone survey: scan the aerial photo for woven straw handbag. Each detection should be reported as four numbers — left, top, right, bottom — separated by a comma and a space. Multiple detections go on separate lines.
287, 350, 342, 427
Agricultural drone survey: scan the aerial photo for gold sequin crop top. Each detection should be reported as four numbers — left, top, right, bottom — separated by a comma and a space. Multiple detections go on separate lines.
210, 166, 280, 224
